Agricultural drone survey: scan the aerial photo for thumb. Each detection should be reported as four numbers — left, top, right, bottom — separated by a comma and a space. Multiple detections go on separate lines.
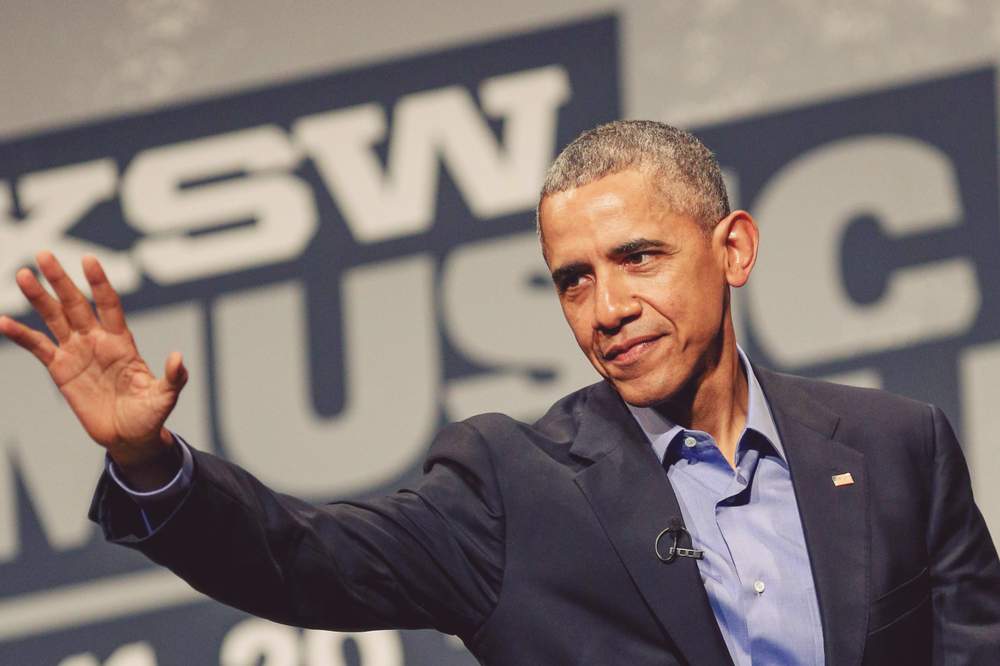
163, 351, 188, 392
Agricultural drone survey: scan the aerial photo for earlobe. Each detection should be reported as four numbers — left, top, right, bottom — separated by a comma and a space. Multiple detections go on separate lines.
721, 211, 759, 288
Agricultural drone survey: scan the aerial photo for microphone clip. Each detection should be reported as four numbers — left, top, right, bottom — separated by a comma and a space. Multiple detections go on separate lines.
655, 521, 704, 563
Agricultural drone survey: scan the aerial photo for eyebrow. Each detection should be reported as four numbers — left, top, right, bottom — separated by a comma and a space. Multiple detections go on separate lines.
608, 237, 668, 258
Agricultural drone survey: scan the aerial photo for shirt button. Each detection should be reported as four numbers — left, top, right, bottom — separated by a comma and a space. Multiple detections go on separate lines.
753, 580, 766, 595
684, 436, 697, 448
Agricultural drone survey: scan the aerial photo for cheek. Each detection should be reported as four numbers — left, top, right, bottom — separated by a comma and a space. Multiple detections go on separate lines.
559, 305, 593, 349
642, 282, 720, 337
681, 283, 727, 337
638, 284, 682, 324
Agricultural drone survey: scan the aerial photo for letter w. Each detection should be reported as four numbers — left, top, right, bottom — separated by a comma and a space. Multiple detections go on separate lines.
294, 65, 571, 243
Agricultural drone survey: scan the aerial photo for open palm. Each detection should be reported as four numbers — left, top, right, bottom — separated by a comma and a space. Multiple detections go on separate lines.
0, 252, 187, 468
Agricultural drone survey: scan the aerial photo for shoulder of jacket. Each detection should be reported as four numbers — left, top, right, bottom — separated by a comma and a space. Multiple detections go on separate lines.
757, 366, 933, 440
452, 380, 605, 445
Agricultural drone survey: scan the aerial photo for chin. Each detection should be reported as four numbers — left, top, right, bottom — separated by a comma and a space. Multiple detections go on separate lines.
608, 376, 677, 408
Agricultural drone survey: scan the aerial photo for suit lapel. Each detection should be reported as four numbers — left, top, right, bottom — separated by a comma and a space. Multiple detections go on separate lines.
755, 367, 870, 666
571, 382, 734, 666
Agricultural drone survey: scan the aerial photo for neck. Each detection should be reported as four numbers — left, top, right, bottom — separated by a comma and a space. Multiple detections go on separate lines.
651, 321, 748, 466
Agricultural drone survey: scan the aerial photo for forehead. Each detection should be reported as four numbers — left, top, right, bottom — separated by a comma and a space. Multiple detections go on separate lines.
540, 170, 693, 263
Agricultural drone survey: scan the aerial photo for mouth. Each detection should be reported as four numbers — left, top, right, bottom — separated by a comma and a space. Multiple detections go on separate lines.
601, 334, 664, 364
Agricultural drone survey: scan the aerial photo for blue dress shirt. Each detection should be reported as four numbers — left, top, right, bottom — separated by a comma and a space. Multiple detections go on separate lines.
627, 349, 825, 665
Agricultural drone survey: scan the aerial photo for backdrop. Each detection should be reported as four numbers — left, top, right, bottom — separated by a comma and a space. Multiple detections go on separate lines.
2, 3, 999, 665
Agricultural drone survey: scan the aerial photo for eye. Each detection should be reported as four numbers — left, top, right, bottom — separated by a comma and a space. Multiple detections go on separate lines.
624, 251, 651, 265
557, 274, 583, 293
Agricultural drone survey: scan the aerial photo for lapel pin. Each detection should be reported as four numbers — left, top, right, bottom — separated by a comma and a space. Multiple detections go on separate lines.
832, 472, 855, 487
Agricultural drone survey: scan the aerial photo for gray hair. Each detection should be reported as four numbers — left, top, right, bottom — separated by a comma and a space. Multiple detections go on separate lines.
538, 120, 730, 233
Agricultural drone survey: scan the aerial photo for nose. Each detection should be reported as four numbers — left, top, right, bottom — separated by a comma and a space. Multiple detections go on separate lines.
593, 271, 640, 333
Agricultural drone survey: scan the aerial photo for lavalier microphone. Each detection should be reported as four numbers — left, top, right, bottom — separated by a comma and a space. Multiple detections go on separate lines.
655, 517, 704, 562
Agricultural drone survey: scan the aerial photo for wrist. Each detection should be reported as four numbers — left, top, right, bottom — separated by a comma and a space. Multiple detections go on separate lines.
110, 429, 182, 491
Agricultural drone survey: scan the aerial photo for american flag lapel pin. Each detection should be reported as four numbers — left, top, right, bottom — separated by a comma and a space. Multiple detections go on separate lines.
832, 472, 855, 487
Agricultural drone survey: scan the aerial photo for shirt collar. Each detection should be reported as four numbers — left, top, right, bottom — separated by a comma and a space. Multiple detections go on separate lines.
625, 346, 785, 463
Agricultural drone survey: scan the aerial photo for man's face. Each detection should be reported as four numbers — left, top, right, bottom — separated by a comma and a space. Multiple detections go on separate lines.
540, 169, 730, 406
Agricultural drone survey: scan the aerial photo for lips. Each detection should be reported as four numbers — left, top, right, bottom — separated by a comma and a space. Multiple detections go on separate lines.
601, 334, 663, 362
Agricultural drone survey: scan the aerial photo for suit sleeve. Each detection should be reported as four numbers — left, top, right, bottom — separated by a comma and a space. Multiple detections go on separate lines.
926, 405, 1000, 664
88, 420, 505, 639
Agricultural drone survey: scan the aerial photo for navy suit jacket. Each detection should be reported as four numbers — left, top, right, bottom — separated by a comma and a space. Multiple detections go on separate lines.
90, 367, 1000, 665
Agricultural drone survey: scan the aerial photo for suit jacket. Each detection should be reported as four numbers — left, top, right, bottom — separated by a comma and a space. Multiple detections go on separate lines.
90, 367, 1000, 665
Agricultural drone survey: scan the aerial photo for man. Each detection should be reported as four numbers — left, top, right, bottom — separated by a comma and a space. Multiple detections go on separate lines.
1, 121, 998, 665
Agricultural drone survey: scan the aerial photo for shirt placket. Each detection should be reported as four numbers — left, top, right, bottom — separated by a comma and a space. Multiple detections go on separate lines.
717, 444, 769, 666
680, 431, 756, 665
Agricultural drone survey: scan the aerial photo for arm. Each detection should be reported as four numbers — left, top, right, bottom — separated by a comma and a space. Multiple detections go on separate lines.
1, 252, 503, 637
89, 421, 504, 637
926, 405, 1000, 664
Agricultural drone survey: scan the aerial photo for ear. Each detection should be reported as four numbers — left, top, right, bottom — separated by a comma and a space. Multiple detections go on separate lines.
711, 210, 759, 288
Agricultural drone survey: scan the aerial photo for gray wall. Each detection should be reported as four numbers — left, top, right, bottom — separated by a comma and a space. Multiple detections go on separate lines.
3, 1, 999, 138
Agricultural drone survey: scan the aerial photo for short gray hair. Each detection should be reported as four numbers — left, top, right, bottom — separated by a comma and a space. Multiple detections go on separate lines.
538, 120, 730, 232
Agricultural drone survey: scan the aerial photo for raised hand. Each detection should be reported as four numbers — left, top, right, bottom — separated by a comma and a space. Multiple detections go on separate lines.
0, 251, 187, 484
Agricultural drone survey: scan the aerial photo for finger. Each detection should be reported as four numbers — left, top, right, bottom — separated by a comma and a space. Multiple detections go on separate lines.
15, 267, 72, 342
0, 315, 57, 365
36, 251, 97, 333
82, 255, 127, 334
163, 351, 188, 391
